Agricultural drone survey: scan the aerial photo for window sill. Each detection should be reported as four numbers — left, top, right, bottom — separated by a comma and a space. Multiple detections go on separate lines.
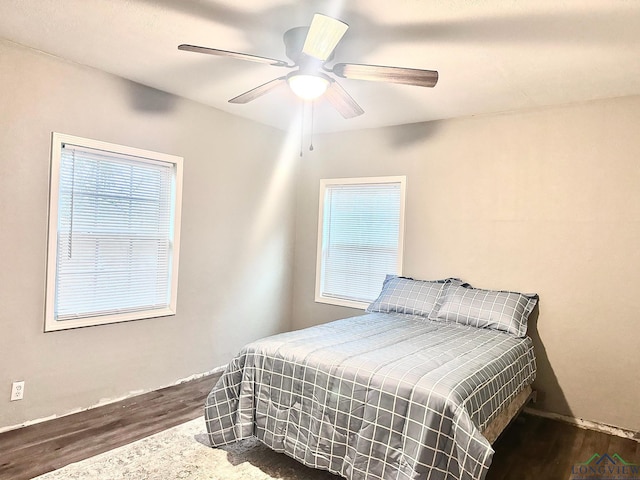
314, 295, 369, 310
44, 307, 176, 332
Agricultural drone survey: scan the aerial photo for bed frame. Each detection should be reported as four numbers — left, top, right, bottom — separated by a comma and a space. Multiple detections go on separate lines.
482, 385, 536, 444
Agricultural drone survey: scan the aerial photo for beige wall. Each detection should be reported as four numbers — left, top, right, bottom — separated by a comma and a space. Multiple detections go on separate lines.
0, 40, 295, 429
291, 97, 640, 432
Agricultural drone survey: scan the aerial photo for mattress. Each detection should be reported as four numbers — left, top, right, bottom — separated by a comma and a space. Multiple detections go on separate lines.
204, 312, 536, 480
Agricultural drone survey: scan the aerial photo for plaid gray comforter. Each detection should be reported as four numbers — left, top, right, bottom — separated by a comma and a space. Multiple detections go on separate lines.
204, 312, 536, 480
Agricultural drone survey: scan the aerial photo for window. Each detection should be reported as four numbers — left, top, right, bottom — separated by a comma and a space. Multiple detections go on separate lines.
44, 133, 183, 331
315, 176, 406, 309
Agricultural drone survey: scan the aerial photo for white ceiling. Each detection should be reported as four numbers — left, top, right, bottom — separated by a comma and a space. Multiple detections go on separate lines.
2, 0, 640, 133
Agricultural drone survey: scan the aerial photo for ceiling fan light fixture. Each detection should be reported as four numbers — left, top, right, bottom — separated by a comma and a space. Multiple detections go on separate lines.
287, 72, 330, 100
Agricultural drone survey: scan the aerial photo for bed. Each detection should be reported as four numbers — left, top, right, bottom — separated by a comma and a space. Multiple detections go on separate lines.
204, 277, 538, 480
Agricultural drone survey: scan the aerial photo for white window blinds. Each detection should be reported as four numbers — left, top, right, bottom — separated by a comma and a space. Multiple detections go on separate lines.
45, 133, 183, 331
316, 177, 405, 308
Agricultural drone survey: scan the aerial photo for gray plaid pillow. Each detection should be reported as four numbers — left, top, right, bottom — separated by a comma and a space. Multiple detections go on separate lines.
429, 284, 538, 337
366, 276, 463, 317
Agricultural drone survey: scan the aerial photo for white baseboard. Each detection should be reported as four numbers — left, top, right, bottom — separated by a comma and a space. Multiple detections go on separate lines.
0, 366, 225, 434
524, 407, 640, 441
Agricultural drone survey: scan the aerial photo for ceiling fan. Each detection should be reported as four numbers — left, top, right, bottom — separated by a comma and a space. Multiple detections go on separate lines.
178, 13, 438, 119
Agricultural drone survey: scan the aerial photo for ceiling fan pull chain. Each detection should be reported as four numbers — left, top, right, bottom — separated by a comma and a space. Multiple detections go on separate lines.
309, 101, 315, 152
299, 101, 305, 157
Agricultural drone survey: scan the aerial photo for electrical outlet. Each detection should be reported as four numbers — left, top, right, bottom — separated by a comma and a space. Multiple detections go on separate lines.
10, 381, 25, 401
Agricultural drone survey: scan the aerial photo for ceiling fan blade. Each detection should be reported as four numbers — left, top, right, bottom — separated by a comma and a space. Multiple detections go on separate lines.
302, 14, 349, 61
324, 80, 364, 119
228, 76, 287, 104
178, 44, 289, 67
332, 63, 439, 87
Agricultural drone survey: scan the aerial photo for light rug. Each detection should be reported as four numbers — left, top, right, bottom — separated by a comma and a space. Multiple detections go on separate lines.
34, 417, 338, 480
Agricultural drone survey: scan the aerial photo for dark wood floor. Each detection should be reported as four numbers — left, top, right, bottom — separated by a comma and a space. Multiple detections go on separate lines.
1, 375, 638, 480
0, 373, 221, 480
487, 413, 639, 480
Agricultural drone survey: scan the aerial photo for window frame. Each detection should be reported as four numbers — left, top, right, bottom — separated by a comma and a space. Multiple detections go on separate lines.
44, 132, 183, 332
314, 176, 406, 310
